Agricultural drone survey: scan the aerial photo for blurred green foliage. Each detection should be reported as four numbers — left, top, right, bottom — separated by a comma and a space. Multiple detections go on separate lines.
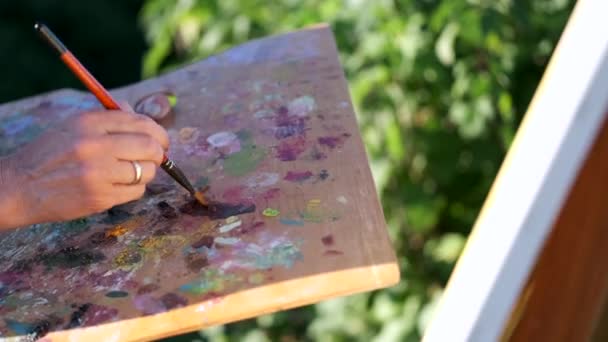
140, 0, 575, 341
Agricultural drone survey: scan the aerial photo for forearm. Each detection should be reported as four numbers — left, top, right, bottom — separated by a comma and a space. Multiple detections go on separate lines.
0, 155, 28, 231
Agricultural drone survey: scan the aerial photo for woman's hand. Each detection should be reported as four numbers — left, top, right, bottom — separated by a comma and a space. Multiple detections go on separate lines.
0, 109, 169, 230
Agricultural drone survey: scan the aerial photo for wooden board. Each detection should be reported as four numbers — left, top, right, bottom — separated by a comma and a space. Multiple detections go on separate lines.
0, 25, 399, 341
422, 1, 608, 341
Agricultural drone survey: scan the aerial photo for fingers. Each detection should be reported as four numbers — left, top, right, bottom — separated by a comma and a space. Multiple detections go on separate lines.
111, 160, 156, 185
81, 111, 169, 151
101, 134, 165, 165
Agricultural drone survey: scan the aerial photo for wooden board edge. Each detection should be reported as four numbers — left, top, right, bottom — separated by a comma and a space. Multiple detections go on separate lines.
43, 262, 399, 341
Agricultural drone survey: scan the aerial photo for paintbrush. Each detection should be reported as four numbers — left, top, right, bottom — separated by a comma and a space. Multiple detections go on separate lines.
34, 22, 207, 206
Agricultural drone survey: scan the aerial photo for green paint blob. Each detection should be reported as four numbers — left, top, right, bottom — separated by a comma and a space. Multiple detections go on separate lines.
179, 269, 239, 295
249, 241, 302, 269
224, 145, 266, 177
106, 290, 129, 298
262, 208, 280, 217
223, 129, 266, 177
167, 94, 178, 107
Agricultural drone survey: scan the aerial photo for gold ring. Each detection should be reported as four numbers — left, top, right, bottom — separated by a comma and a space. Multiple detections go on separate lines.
130, 161, 143, 185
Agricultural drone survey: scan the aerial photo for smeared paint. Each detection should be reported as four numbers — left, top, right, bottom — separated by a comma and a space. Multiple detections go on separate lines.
137, 284, 161, 295
299, 199, 341, 223
67, 303, 92, 328
179, 269, 239, 295
180, 200, 256, 220
105, 290, 129, 298
229, 221, 265, 236
43, 246, 105, 270
321, 234, 334, 246
284, 171, 313, 183
337, 195, 348, 204
215, 237, 241, 246
88, 231, 117, 247
160, 293, 188, 310
262, 208, 280, 217
262, 188, 281, 201
308, 145, 328, 161
178, 127, 199, 144
223, 113, 240, 127
207, 131, 238, 147
114, 249, 143, 269
4, 319, 36, 335
279, 218, 305, 226
318, 133, 351, 149
192, 236, 214, 249
219, 218, 242, 233
240, 237, 303, 269
157, 201, 178, 219
224, 144, 266, 176
319, 169, 330, 180
274, 109, 307, 139
245, 172, 280, 188
288, 96, 316, 117
133, 294, 165, 315
324, 250, 344, 256
276, 136, 307, 161
253, 109, 274, 119
106, 216, 145, 238
81, 304, 119, 325
185, 253, 209, 272
222, 185, 246, 203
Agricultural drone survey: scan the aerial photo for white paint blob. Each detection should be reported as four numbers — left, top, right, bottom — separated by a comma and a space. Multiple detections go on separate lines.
207, 131, 238, 147
288, 96, 316, 117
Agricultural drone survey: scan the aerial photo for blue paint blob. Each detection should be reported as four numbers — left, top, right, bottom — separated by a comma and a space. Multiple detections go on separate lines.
4, 318, 35, 335
279, 218, 305, 226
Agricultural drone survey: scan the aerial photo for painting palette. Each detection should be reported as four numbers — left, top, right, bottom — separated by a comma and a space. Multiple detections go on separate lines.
0, 25, 399, 341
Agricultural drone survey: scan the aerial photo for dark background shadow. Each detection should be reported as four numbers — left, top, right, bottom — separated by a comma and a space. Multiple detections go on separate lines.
0, 0, 146, 104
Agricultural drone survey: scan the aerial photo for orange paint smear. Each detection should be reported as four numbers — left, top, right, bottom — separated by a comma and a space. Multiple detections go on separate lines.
106, 217, 145, 238
194, 186, 210, 207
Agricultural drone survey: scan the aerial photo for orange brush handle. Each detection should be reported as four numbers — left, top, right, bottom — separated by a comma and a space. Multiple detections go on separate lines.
60, 52, 121, 110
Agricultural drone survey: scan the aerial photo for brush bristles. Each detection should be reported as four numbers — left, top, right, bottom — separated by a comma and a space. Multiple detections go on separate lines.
194, 191, 208, 207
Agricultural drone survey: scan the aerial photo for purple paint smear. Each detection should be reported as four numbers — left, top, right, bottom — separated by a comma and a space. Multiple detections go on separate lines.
276, 137, 307, 161
82, 304, 119, 326
274, 111, 307, 139
284, 171, 314, 183
318, 133, 351, 149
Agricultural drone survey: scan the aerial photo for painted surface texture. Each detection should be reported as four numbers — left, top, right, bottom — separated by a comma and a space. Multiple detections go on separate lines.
0, 26, 398, 341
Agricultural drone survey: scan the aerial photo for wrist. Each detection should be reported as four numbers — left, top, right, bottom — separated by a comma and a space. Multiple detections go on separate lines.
0, 154, 29, 230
